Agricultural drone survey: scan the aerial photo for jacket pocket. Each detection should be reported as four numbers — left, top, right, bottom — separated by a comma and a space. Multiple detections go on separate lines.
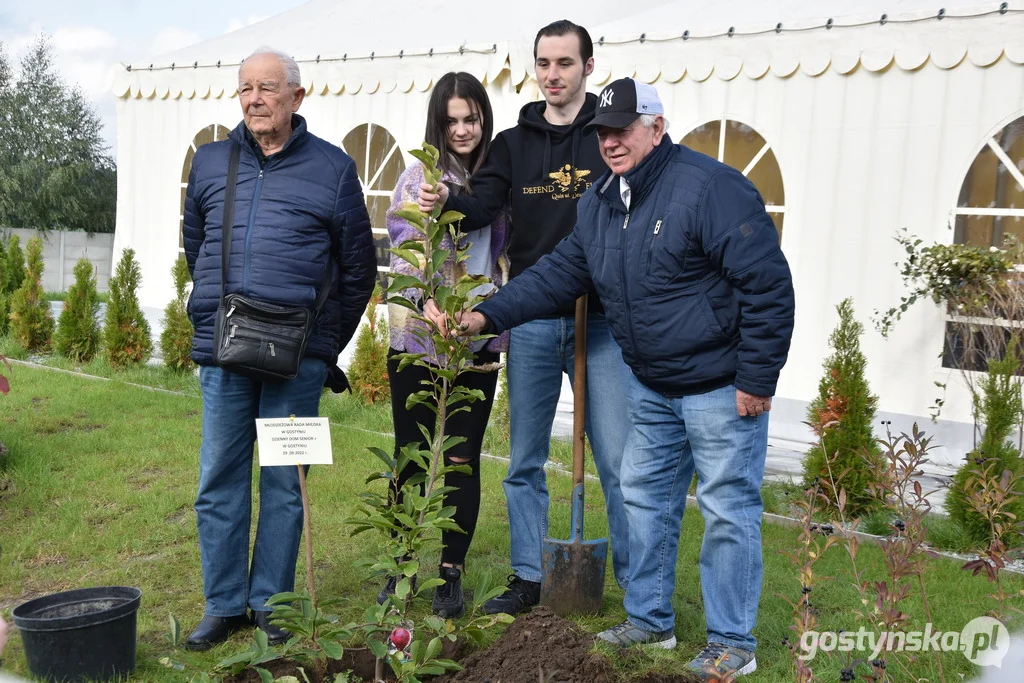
644, 216, 687, 284
698, 294, 725, 338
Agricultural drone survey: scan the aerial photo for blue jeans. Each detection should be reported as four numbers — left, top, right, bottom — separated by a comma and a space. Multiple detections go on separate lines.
621, 378, 768, 652
505, 314, 631, 587
195, 358, 327, 616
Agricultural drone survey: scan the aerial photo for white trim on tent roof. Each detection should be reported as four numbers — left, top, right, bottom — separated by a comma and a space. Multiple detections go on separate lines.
110, 1, 1024, 99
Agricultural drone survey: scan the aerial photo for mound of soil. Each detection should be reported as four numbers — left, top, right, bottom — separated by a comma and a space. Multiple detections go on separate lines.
435, 606, 615, 683
435, 606, 696, 683
222, 606, 697, 682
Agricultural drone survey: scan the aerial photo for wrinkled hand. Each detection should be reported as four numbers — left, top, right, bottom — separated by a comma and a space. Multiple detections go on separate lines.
418, 181, 449, 214
423, 299, 487, 337
737, 389, 772, 417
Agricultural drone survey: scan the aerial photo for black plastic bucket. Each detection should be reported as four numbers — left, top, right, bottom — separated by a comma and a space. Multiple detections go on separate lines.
12, 586, 142, 682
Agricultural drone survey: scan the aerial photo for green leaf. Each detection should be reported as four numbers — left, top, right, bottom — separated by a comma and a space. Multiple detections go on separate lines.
417, 665, 446, 676
255, 667, 274, 683
436, 505, 458, 521
433, 285, 452, 310
394, 512, 417, 528
254, 627, 270, 653
425, 142, 440, 162
266, 592, 306, 605
394, 207, 426, 227
416, 578, 446, 595
396, 576, 412, 600
406, 390, 436, 411
319, 638, 344, 659
440, 435, 467, 453
437, 210, 465, 226
389, 274, 427, 292
385, 295, 420, 312
366, 446, 395, 468
408, 149, 435, 167
216, 647, 258, 669
422, 615, 447, 633
395, 238, 426, 253
391, 248, 424, 270
168, 613, 181, 646
426, 636, 443, 662
368, 638, 389, 659
397, 352, 428, 372
431, 248, 450, 274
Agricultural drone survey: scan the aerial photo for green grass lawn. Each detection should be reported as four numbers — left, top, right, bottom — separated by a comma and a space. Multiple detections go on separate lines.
1, 361, 1022, 682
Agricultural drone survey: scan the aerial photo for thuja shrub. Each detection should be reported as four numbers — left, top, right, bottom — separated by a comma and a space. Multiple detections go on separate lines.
54, 258, 101, 363
160, 254, 194, 372
9, 237, 54, 352
348, 283, 390, 404
802, 298, 883, 518
5, 235, 26, 295
946, 350, 1024, 546
104, 248, 152, 368
1, 235, 27, 336
0, 242, 9, 336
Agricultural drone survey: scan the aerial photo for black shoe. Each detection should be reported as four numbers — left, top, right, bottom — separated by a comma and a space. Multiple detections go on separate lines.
481, 574, 541, 615
377, 574, 417, 605
431, 565, 465, 618
183, 614, 250, 651
251, 610, 290, 646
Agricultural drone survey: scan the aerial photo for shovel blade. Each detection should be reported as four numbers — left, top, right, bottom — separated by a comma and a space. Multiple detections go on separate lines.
540, 535, 608, 616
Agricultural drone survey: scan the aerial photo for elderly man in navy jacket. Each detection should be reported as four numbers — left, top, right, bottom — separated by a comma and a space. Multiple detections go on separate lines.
182, 47, 375, 650
427, 78, 794, 680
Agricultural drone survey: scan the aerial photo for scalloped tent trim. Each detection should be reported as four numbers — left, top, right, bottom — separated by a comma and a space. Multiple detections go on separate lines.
110, 5, 1024, 99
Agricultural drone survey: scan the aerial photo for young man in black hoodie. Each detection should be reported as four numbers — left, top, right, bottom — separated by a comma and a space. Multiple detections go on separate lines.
418, 19, 630, 615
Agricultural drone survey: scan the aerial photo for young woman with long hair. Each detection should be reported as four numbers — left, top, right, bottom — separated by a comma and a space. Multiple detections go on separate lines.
382, 72, 510, 618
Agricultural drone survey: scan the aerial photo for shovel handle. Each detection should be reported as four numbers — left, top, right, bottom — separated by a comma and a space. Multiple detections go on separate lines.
573, 295, 588, 491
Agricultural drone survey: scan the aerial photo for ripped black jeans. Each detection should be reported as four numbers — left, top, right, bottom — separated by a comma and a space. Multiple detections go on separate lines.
387, 347, 499, 566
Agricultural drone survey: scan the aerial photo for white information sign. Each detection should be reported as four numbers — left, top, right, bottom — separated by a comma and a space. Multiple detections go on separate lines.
255, 417, 334, 466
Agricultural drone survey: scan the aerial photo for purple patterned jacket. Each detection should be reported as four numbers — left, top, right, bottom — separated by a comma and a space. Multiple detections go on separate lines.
386, 162, 510, 358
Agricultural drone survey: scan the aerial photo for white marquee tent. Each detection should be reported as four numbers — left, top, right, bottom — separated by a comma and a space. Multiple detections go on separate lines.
111, 0, 1024, 466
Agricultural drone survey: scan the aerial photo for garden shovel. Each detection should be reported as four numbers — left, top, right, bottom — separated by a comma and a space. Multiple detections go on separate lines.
539, 295, 609, 615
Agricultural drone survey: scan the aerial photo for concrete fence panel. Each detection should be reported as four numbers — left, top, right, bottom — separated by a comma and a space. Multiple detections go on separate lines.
2, 228, 114, 293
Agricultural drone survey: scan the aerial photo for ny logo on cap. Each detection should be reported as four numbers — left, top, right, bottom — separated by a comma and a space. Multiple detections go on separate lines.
600, 89, 614, 108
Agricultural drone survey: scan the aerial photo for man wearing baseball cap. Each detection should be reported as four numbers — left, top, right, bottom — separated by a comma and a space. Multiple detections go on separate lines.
426, 77, 795, 680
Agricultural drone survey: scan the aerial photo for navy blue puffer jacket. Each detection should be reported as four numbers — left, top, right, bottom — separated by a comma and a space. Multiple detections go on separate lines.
183, 116, 376, 366
476, 136, 795, 397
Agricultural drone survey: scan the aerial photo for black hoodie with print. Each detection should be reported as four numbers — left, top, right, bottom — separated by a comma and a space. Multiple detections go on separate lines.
444, 93, 607, 316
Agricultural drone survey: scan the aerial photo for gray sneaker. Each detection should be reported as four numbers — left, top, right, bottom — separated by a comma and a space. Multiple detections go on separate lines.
596, 620, 676, 649
687, 643, 757, 679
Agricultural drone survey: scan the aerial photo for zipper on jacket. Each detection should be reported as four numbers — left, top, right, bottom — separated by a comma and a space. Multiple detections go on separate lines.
619, 212, 641, 369
269, 342, 276, 357
243, 167, 266, 295
647, 219, 663, 275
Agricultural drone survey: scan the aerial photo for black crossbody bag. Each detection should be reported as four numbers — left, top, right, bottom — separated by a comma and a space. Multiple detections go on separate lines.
212, 143, 332, 382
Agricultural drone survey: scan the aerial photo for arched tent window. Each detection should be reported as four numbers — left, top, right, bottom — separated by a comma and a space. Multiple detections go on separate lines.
179, 124, 231, 254
680, 119, 785, 239
953, 114, 1024, 247
340, 124, 407, 282
944, 113, 1024, 371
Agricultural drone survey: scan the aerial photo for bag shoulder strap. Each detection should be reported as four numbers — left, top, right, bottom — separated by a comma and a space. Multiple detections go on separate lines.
219, 142, 241, 305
